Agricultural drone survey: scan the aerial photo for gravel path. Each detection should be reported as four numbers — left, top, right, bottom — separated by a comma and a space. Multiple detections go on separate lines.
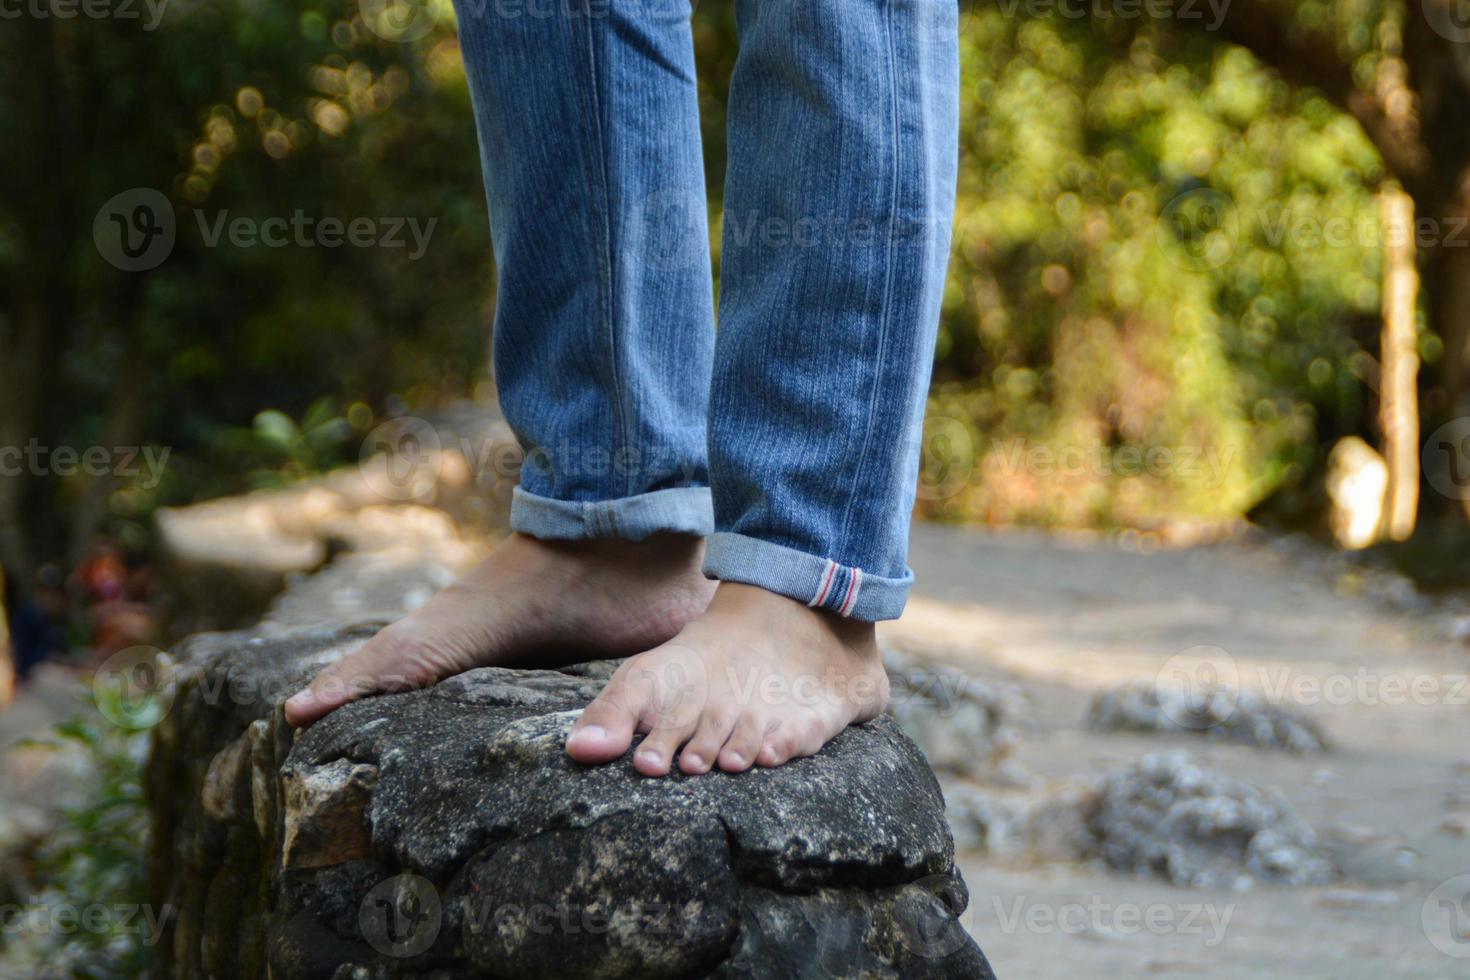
889, 522, 1470, 979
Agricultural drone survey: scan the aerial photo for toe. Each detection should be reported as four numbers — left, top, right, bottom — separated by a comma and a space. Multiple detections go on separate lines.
566, 667, 651, 765
634, 680, 704, 776
634, 716, 697, 777
284, 629, 419, 727
717, 712, 767, 773
756, 715, 827, 768
679, 711, 736, 775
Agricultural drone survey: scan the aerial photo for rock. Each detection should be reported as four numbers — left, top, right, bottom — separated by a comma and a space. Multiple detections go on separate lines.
155, 407, 514, 630
146, 627, 995, 979
884, 647, 1028, 783
279, 758, 379, 869
1078, 751, 1334, 888
943, 783, 1025, 856
1087, 680, 1329, 754
1325, 436, 1388, 550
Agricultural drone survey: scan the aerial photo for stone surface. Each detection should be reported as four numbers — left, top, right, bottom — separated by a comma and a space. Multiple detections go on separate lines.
1086, 680, 1329, 754
146, 626, 995, 978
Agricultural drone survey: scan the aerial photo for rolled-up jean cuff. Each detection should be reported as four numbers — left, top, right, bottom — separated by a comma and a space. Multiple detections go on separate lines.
510, 485, 714, 540
702, 532, 911, 622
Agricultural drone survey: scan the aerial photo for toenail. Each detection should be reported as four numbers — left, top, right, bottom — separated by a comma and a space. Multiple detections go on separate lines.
638, 749, 661, 765
569, 725, 605, 745
684, 753, 704, 769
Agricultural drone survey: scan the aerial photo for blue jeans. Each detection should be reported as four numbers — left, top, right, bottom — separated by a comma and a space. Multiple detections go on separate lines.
455, 0, 958, 621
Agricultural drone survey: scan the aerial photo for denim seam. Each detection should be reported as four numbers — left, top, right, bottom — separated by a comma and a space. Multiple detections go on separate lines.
576, 3, 633, 500
835, 0, 903, 566
704, 532, 907, 622
809, 560, 837, 608
841, 567, 864, 616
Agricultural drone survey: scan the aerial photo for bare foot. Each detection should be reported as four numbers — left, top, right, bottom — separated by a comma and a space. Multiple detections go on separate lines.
284, 532, 715, 727
564, 582, 889, 776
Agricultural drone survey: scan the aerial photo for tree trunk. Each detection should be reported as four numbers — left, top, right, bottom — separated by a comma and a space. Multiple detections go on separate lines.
1378, 189, 1420, 541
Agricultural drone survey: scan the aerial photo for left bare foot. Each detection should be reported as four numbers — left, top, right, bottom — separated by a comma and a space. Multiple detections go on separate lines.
564, 582, 889, 776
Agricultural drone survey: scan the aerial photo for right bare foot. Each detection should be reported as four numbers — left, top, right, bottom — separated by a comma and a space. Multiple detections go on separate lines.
283, 532, 715, 727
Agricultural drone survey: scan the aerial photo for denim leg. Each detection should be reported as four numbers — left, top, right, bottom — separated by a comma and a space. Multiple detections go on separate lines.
454, 0, 716, 540
703, 0, 959, 620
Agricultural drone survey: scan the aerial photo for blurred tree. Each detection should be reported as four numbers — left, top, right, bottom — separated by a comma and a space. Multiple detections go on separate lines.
0, 1, 492, 585
915, 1, 1470, 529
1, 0, 1466, 592
1190, 0, 1470, 406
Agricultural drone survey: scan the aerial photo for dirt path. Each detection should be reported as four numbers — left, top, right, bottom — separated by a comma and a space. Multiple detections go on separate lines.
888, 523, 1470, 979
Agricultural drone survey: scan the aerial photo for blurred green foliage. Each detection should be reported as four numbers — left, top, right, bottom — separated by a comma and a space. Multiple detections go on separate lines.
2, 700, 152, 978
217, 398, 356, 488
0, 0, 1449, 567
1, 1, 495, 570
926, 8, 1396, 527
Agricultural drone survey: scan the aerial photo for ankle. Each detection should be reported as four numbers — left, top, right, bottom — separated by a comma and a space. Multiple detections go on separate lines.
708, 582, 878, 650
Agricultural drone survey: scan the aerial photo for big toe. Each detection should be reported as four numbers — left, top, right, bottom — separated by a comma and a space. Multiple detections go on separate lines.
566, 672, 648, 765
283, 629, 424, 727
